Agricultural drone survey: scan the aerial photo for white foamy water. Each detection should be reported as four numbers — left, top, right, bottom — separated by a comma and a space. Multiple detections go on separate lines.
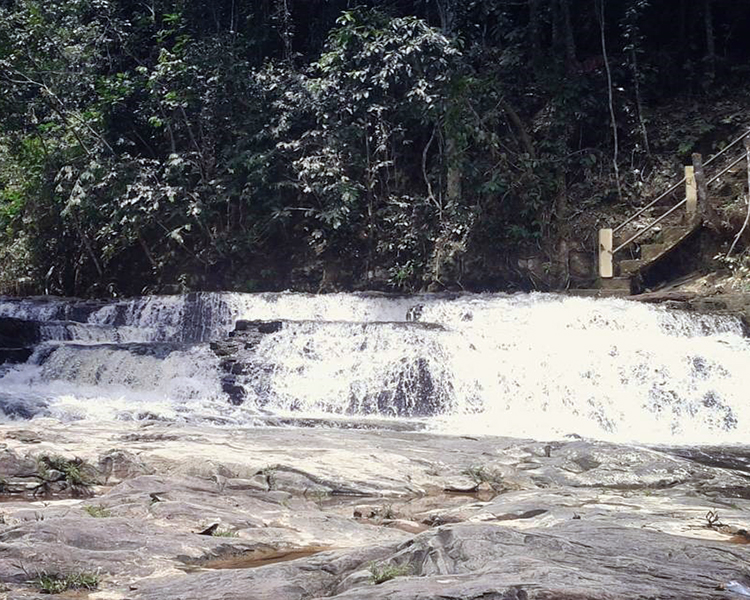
1, 292, 749, 444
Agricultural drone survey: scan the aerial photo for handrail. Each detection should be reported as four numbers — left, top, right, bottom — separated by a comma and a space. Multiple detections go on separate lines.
613, 198, 687, 254
704, 128, 750, 167
612, 178, 684, 234
612, 128, 750, 235
612, 150, 748, 254
707, 152, 746, 185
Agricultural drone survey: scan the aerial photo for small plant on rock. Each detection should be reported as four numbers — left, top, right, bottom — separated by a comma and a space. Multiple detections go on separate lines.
83, 505, 112, 518
33, 571, 100, 594
368, 561, 412, 585
705, 510, 724, 529
34, 455, 96, 497
211, 528, 239, 538
462, 465, 504, 490
380, 504, 397, 520
260, 465, 278, 490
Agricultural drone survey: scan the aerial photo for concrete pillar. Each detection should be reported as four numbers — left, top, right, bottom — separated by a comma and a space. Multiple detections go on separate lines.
685, 165, 697, 222
599, 228, 613, 278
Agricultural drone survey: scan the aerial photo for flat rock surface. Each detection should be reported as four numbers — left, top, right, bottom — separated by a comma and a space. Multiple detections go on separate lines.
1, 420, 750, 599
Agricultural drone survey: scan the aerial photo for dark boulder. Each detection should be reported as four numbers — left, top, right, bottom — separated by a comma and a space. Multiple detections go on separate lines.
234, 320, 284, 334
0, 394, 48, 419
0, 347, 33, 365
0, 316, 41, 348
211, 321, 286, 406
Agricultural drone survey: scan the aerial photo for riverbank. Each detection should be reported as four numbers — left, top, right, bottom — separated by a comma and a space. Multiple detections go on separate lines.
1, 420, 750, 599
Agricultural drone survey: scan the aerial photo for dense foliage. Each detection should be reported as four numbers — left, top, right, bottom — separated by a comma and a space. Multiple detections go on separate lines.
1, 0, 749, 295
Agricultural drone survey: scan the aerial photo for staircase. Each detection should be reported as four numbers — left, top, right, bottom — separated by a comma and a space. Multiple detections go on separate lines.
585, 129, 750, 297
617, 225, 698, 278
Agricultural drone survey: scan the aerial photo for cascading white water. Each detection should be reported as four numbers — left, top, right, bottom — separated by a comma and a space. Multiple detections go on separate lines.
1, 292, 748, 444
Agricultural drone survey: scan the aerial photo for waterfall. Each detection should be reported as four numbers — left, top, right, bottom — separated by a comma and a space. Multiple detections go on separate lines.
0, 292, 748, 444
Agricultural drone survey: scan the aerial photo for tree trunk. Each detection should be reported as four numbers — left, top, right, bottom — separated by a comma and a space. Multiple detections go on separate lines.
436, 0, 457, 35
437, 0, 461, 210
275, 0, 293, 62
679, 0, 687, 54
630, 48, 650, 155
554, 169, 570, 287
528, 0, 543, 73
598, 0, 622, 200
559, 0, 577, 69
498, 98, 536, 159
445, 136, 462, 207
704, 0, 716, 84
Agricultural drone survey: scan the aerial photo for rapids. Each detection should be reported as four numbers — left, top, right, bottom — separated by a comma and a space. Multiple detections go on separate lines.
0, 291, 748, 444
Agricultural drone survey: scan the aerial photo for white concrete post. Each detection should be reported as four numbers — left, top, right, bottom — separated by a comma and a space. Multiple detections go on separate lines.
685, 165, 697, 221
599, 228, 613, 278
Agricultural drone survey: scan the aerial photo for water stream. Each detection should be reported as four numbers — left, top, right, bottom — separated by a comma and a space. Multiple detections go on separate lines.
0, 292, 748, 444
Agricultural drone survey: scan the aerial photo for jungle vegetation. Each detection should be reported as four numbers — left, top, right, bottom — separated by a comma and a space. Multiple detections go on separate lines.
1, 0, 749, 295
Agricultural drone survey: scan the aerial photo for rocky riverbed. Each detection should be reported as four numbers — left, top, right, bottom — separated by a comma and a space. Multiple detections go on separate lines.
1, 420, 750, 599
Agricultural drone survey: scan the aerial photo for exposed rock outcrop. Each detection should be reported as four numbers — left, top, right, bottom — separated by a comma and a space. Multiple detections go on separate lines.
1, 421, 750, 599
0, 316, 41, 365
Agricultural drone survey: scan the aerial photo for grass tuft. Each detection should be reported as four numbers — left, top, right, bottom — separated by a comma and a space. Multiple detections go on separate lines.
211, 528, 239, 537
33, 571, 99, 594
37, 455, 95, 486
368, 562, 412, 585
462, 465, 504, 488
83, 505, 112, 518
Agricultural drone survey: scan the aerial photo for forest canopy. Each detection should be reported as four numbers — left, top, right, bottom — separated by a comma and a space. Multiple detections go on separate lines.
1, 0, 748, 296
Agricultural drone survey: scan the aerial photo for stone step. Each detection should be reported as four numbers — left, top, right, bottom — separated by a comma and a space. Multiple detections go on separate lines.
613, 214, 687, 247
619, 259, 643, 276
598, 277, 631, 291
660, 226, 691, 246
641, 243, 667, 262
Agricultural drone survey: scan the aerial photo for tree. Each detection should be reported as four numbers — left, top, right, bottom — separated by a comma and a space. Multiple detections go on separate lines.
276, 9, 463, 288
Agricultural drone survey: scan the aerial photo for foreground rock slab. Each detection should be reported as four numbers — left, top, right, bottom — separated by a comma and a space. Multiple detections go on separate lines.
1, 420, 750, 599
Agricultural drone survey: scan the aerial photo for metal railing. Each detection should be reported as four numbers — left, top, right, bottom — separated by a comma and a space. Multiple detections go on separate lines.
611, 128, 750, 255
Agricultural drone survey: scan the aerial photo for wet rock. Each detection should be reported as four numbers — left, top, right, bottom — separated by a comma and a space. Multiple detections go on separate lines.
221, 378, 246, 406
129, 520, 750, 600
0, 448, 37, 479
210, 321, 282, 406
635, 290, 750, 336
234, 320, 284, 334
211, 319, 448, 411
0, 395, 48, 420
371, 357, 439, 418
0, 316, 39, 365
0, 316, 42, 348
0, 347, 33, 365
133, 546, 392, 600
